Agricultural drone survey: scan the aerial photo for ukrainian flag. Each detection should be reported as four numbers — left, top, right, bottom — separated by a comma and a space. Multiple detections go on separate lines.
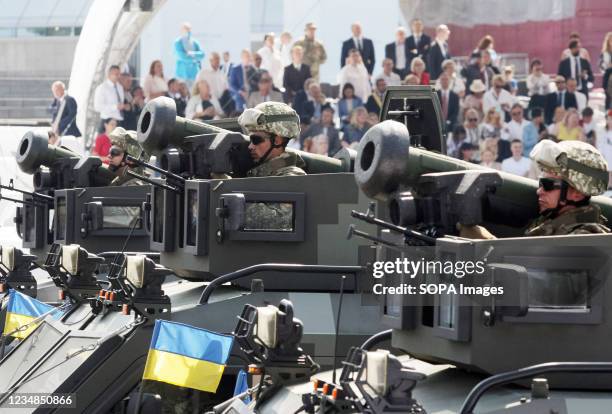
3, 290, 55, 339
143, 320, 234, 393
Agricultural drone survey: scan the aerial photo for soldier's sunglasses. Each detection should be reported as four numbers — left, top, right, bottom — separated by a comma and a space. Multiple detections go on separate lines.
249, 134, 270, 145
539, 178, 564, 192
109, 147, 123, 157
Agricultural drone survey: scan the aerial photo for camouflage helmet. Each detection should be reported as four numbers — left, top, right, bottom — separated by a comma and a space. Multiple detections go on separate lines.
109, 127, 149, 162
238, 102, 300, 140
530, 139, 609, 196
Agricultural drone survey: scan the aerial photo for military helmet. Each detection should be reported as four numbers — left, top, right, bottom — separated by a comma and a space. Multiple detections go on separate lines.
530, 139, 609, 195
109, 127, 149, 162
238, 102, 300, 140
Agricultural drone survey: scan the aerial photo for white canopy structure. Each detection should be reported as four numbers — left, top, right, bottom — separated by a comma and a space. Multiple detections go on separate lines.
68, 0, 167, 143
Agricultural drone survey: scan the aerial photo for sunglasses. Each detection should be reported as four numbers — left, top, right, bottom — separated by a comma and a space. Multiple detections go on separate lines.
249, 134, 269, 145
539, 178, 564, 192
109, 147, 123, 157
511, 111, 522, 116
468, 118, 478, 122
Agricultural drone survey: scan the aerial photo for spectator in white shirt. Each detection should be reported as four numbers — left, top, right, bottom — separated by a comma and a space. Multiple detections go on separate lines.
196, 52, 229, 101
501, 103, 529, 141
566, 78, 587, 112
143, 60, 169, 101
483, 74, 515, 119
185, 80, 223, 121
526, 59, 551, 96
501, 139, 532, 177
278, 31, 293, 68
380, 58, 401, 86
94, 65, 126, 123
338, 49, 371, 102
257, 33, 283, 89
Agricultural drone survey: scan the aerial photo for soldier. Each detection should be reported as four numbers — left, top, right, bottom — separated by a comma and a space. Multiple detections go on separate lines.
461, 140, 610, 239
525, 139, 610, 236
238, 101, 306, 177
293, 22, 327, 80
107, 127, 149, 186
237, 101, 306, 231
103, 127, 149, 228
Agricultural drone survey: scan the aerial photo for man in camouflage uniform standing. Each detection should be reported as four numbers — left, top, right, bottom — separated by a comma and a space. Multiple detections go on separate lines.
293, 22, 327, 80
237, 101, 305, 230
525, 139, 610, 236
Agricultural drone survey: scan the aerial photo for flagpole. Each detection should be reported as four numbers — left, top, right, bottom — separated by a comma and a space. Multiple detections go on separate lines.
132, 380, 145, 414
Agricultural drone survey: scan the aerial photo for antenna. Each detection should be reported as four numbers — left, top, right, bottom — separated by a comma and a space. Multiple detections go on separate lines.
332, 275, 346, 384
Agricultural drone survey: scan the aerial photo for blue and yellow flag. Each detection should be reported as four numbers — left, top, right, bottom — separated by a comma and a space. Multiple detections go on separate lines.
142, 320, 234, 393
3, 290, 55, 339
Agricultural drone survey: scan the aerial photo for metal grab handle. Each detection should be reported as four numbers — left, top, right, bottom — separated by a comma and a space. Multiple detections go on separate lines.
199, 263, 363, 304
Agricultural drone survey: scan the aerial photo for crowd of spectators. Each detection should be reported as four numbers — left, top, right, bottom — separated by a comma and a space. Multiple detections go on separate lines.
77, 21, 612, 182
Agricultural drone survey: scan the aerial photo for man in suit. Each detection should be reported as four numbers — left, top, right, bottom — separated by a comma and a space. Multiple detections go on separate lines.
545, 75, 578, 124
283, 45, 311, 104
406, 19, 431, 68
427, 24, 451, 81
385, 27, 410, 79
229, 49, 256, 112
340, 22, 375, 74
558, 39, 594, 98
247, 73, 283, 108
50, 81, 81, 137
220, 51, 233, 78
436, 73, 459, 132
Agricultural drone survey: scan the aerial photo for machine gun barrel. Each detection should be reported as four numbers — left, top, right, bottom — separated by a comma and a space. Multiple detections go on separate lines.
125, 155, 185, 184
0, 182, 53, 201
350, 210, 436, 245
125, 171, 182, 193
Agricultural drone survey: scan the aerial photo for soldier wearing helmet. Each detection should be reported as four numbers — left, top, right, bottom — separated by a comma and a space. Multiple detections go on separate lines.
238, 101, 306, 177
525, 139, 610, 236
108, 127, 149, 186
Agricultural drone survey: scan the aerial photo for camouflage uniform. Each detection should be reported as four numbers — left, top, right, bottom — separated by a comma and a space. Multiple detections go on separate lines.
293, 36, 327, 80
247, 151, 306, 177
526, 140, 610, 236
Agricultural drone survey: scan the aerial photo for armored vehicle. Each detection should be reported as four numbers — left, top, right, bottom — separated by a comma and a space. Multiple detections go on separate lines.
0, 89, 447, 413
213, 88, 612, 414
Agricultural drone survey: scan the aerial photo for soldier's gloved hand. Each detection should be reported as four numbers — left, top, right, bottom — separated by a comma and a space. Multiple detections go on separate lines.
457, 223, 497, 240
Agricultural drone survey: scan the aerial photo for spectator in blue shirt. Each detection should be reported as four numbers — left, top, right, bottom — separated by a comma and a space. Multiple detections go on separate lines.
337, 83, 363, 127
522, 107, 546, 156
174, 22, 204, 85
